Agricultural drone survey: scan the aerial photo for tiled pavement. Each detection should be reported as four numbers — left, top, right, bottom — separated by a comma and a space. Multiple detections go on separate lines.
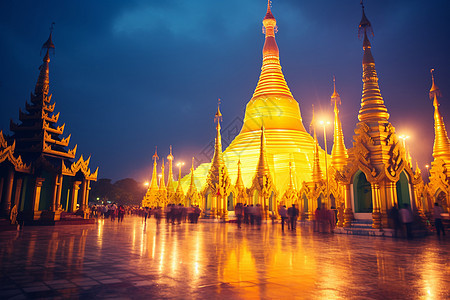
0, 217, 449, 299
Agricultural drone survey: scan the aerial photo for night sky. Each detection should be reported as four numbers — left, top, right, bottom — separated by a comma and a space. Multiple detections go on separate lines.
1, 0, 450, 182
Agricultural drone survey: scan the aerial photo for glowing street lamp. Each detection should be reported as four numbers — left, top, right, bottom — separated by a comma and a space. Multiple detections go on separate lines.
398, 135, 410, 148
319, 120, 331, 208
176, 162, 185, 181
144, 181, 149, 187
425, 164, 430, 177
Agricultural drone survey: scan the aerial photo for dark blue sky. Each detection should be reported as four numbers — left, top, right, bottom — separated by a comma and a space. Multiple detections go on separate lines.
1, 0, 449, 182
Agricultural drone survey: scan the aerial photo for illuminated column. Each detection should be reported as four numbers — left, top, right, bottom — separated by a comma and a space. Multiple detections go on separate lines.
80, 180, 87, 211
371, 183, 381, 229
85, 180, 91, 209
56, 175, 63, 210
51, 175, 59, 211
70, 181, 82, 212
343, 184, 353, 227
1, 169, 15, 218
13, 178, 23, 208
32, 178, 45, 220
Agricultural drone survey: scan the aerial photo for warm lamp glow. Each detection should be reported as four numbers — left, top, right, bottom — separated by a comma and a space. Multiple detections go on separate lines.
176, 162, 185, 167
144, 182, 149, 186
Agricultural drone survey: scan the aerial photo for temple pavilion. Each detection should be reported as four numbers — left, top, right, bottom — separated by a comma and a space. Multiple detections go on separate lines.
0, 31, 98, 224
143, 1, 448, 230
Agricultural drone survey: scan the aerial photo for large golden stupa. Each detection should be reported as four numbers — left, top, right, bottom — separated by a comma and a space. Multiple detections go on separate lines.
181, 1, 325, 195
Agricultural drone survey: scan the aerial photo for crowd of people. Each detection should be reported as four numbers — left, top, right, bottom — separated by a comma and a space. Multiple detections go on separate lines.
87, 201, 447, 238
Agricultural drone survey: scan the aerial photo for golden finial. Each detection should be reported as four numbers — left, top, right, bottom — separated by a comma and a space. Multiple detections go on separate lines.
215, 98, 222, 123
429, 69, 441, 100
358, 1, 373, 40
331, 75, 341, 106
152, 146, 159, 162
167, 145, 174, 161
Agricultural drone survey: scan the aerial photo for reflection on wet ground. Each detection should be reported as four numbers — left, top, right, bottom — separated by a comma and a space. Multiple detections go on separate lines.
0, 217, 449, 299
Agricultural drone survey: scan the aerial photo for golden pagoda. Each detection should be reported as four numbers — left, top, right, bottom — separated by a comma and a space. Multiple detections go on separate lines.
426, 69, 450, 212
166, 146, 176, 200
337, 3, 423, 229
142, 147, 159, 207
180, 0, 326, 216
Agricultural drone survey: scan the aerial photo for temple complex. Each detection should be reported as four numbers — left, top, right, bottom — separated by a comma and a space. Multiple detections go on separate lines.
139, 1, 447, 230
0, 30, 98, 224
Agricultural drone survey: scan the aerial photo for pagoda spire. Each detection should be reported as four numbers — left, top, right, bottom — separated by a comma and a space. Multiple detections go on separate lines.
235, 159, 245, 191
256, 127, 270, 179
175, 161, 184, 199
189, 157, 196, 189
311, 105, 323, 182
429, 69, 450, 162
206, 100, 231, 201
357, 2, 389, 123
35, 24, 55, 97
330, 76, 348, 170
185, 157, 200, 206
150, 147, 159, 189
212, 100, 224, 166
166, 145, 175, 194
159, 158, 166, 191
235, 159, 247, 204
252, 0, 292, 98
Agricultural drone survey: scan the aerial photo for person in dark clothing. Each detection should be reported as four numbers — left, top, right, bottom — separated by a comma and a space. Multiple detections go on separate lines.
388, 204, 400, 237
235, 203, 244, 229
287, 204, 299, 230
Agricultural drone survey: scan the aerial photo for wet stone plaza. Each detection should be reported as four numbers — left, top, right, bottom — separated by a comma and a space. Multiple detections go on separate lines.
0, 217, 449, 300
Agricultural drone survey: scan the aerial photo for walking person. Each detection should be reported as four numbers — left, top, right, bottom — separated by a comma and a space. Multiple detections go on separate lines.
287, 204, 299, 230
278, 205, 288, 231
235, 203, 244, 229
433, 202, 446, 237
399, 204, 414, 239
388, 204, 400, 237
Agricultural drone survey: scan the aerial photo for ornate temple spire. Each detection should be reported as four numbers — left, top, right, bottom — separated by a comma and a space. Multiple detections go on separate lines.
357, 2, 389, 123
149, 147, 159, 189
212, 100, 224, 166
159, 158, 166, 191
429, 69, 450, 162
175, 161, 184, 198
188, 157, 198, 193
235, 159, 247, 204
252, 126, 274, 194
252, 0, 292, 98
235, 159, 245, 190
35, 23, 55, 97
207, 100, 231, 197
166, 146, 175, 194
311, 105, 323, 182
330, 76, 348, 170
256, 127, 270, 178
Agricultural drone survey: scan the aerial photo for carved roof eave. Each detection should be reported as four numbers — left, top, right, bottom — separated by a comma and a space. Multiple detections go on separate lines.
0, 135, 32, 173
43, 142, 76, 159
43, 122, 65, 135
61, 155, 98, 181
44, 131, 71, 147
